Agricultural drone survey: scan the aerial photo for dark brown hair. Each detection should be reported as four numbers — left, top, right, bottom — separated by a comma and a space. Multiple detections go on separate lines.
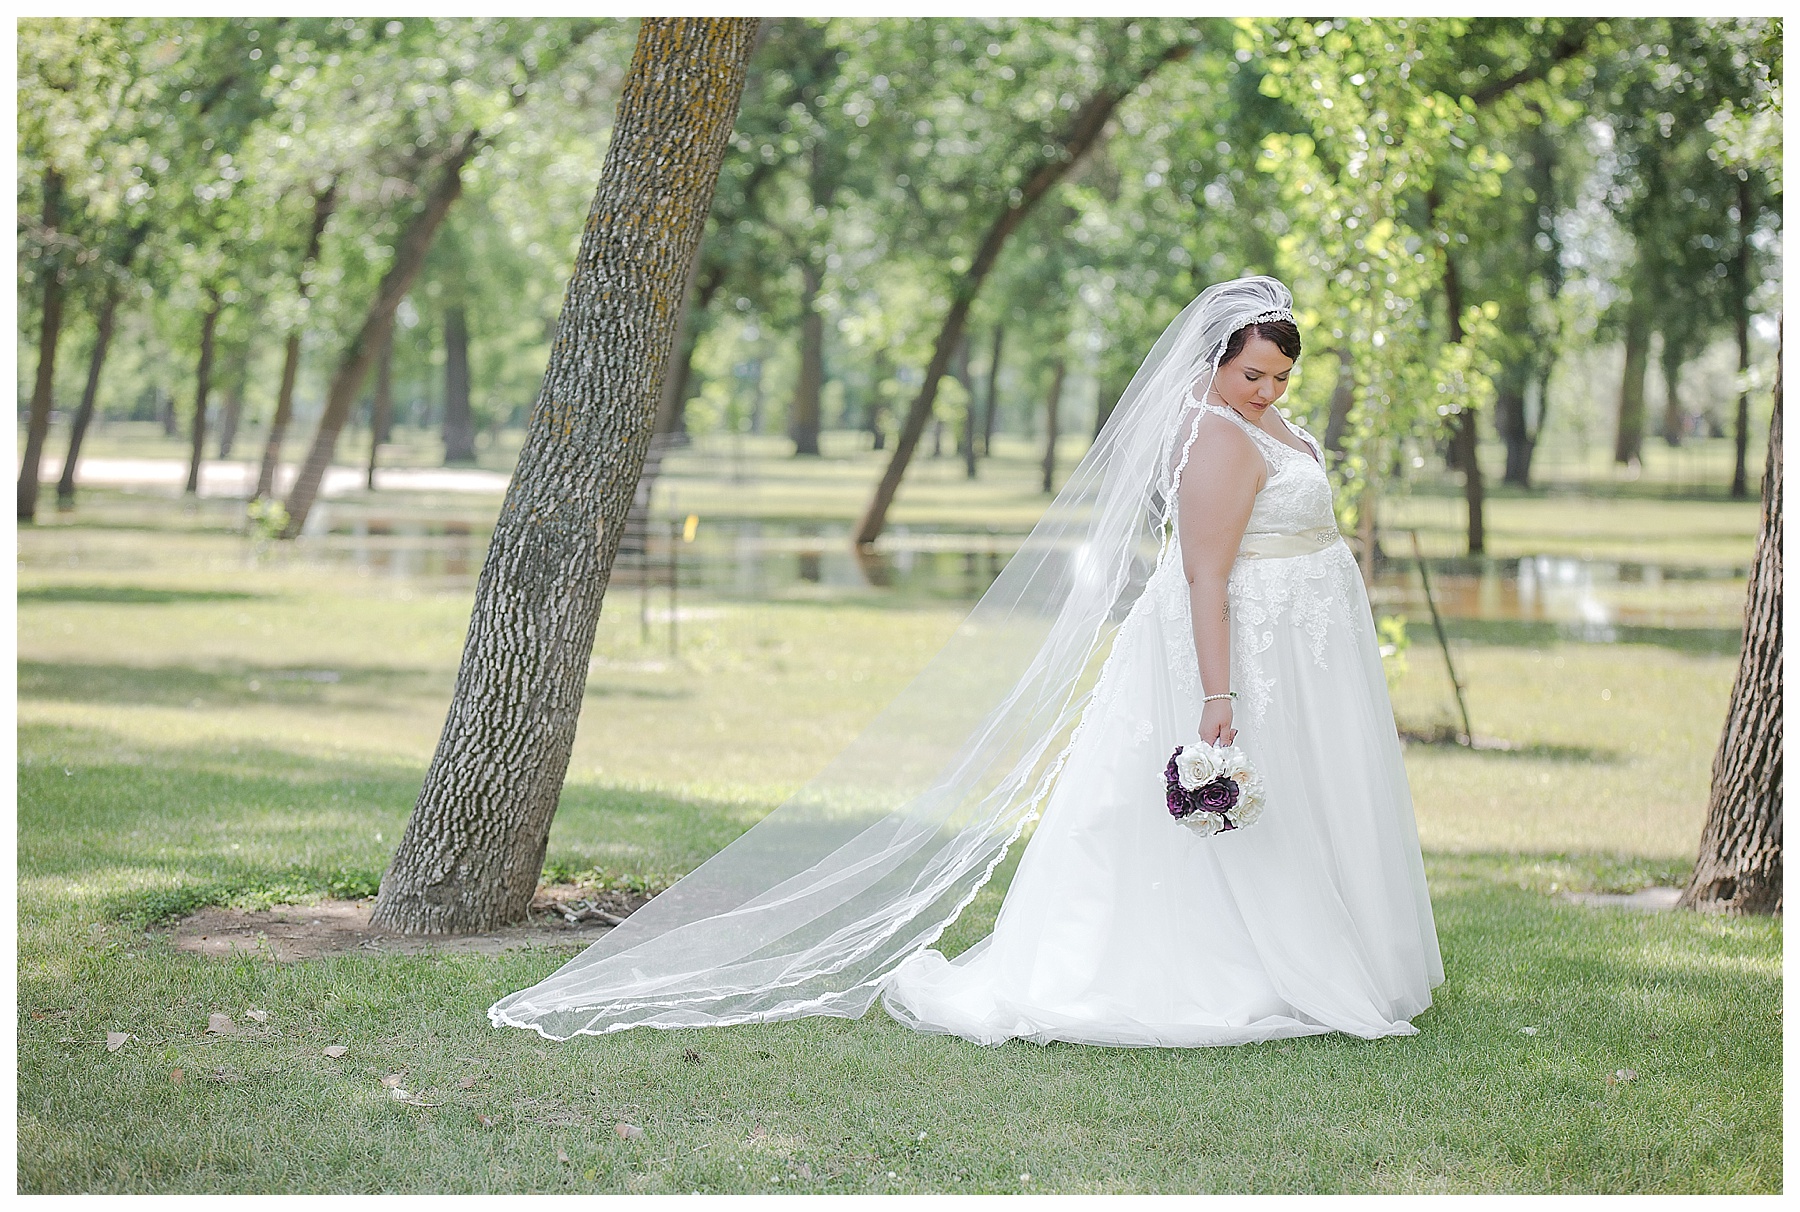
1216, 318, 1302, 367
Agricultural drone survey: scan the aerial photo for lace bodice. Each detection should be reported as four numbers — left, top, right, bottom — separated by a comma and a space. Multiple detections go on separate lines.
1197, 402, 1337, 539
1141, 400, 1359, 729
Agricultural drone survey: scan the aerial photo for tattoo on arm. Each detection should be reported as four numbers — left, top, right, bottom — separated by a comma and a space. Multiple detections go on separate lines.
1220, 602, 1229, 622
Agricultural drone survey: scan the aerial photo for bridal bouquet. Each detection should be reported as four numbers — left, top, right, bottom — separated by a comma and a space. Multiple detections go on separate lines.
1164, 742, 1266, 836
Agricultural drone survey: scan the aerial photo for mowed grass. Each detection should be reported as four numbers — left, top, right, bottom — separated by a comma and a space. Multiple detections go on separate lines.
16, 492, 1780, 1193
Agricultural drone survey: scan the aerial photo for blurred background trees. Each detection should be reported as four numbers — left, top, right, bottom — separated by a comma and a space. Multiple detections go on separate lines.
18, 16, 1784, 545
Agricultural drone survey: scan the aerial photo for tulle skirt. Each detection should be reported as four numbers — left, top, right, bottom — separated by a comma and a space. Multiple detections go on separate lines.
879, 543, 1444, 1047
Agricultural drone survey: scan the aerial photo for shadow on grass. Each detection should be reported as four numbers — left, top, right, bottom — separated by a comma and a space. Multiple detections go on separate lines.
18, 722, 762, 926
1439, 617, 1742, 656
1400, 727, 1623, 764
19, 584, 268, 605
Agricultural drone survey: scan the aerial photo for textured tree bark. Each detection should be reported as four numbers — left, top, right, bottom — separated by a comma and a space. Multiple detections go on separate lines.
184, 296, 222, 496
57, 282, 120, 509
1614, 296, 1650, 466
371, 17, 760, 934
1681, 324, 1781, 915
442, 304, 477, 463
255, 182, 337, 501
18, 167, 65, 524
367, 328, 394, 490
790, 259, 824, 456
853, 38, 1194, 547
652, 244, 705, 442
281, 140, 477, 536
1041, 354, 1066, 495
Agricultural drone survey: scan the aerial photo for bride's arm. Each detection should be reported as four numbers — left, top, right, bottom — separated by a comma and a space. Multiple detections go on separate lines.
1175, 416, 1262, 745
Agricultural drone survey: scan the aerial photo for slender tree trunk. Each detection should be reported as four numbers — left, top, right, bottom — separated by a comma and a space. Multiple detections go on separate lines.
955, 331, 979, 477
1041, 354, 1066, 494
216, 337, 253, 459
159, 390, 179, 437
1614, 294, 1651, 466
442, 304, 476, 463
57, 281, 121, 509
1681, 321, 1781, 915
371, 17, 759, 934
867, 348, 890, 451
1495, 357, 1534, 487
790, 259, 824, 456
852, 38, 1194, 547
1730, 180, 1756, 499
1435, 220, 1485, 554
367, 328, 394, 490
255, 181, 338, 501
1660, 345, 1685, 448
983, 323, 1004, 456
1322, 348, 1356, 460
185, 295, 222, 496
18, 167, 65, 524
281, 138, 478, 536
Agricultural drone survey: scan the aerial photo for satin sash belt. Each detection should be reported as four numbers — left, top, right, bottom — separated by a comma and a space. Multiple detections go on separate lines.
1237, 526, 1344, 560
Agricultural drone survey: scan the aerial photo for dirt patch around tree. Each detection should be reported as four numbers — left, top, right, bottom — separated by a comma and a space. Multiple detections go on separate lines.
163, 885, 653, 961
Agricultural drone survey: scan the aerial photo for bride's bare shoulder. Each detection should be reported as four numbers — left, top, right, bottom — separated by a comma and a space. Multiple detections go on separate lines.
1188, 407, 1263, 466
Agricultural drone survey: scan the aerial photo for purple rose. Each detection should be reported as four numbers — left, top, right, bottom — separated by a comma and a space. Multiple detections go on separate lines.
1197, 778, 1240, 811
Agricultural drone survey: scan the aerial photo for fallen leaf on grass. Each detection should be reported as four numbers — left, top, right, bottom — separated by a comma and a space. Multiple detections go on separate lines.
245, 1009, 268, 1024
30, 1010, 46, 1021
106, 1032, 130, 1052
322, 1045, 348, 1058
206, 1013, 237, 1036
381, 1073, 407, 1088
1518, 1027, 1538, 1036
476, 1114, 496, 1128
1604, 1068, 1639, 1085
170, 1068, 184, 1085
458, 1076, 477, 1090
794, 1163, 813, 1180
388, 1087, 413, 1101
616, 1122, 644, 1140
557, 1149, 571, 1165
207, 1068, 245, 1084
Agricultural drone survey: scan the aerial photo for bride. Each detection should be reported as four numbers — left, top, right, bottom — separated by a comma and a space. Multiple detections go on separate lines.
489, 275, 1444, 1046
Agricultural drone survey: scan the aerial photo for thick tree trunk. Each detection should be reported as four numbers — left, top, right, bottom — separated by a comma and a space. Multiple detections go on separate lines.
367, 328, 394, 490
442, 304, 476, 463
184, 296, 222, 496
216, 337, 253, 459
1681, 323, 1781, 915
18, 167, 65, 524
57, 282, 120, 509
1660, 346, 1684, 448
790, 260, 824, 456
1614, 295, 1650, 466
1041, 354, 1066, 495
255, 182, 337, 501
281, 139, 478, 536
370, 17, 759, 934
852, 38, 1194, 547
983, 323, 1004, 455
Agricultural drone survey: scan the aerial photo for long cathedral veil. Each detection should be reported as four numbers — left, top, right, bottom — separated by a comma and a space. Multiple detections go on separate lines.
489, 275, 1297, 1039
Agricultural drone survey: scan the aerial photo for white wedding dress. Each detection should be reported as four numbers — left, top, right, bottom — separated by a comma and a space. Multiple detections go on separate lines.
880, 402, 1444, 1047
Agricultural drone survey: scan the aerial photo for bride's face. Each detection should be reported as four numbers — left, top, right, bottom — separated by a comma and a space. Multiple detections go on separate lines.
1212, 334, 1295, 417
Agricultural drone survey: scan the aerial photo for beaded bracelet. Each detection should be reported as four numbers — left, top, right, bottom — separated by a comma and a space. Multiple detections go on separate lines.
1202, 691, 1237, 703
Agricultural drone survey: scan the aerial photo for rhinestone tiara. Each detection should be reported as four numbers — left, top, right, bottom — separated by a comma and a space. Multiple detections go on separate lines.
1248, 308, 1294, 324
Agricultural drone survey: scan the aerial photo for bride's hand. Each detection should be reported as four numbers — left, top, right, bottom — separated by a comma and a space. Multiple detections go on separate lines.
1199, 699, 1236, 746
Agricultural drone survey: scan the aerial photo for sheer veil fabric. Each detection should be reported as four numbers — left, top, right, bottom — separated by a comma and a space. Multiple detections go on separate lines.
488, 275, 1442, 1043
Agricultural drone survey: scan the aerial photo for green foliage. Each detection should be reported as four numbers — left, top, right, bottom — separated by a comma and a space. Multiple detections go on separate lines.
1376, 614, 1410, 690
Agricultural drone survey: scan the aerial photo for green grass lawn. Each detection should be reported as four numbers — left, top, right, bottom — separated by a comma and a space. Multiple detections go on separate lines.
16, 490, 1780, 1193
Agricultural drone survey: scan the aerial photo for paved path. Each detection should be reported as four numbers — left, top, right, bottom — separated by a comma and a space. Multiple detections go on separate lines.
39, 456, 513, 499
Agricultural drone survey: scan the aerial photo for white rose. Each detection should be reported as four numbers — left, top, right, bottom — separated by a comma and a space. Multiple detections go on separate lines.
1219, 747, 1249, 780
1179, 809, 1223, 838
1175, 745, 1222, 790
1229, 776, 1268, 828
